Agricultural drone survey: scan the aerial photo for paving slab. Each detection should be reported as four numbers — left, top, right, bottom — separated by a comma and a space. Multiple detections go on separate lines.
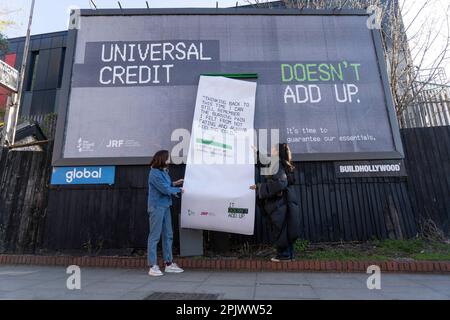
254, 284, 318, 300
195, 284, 256, 300
0, 265, 449, 300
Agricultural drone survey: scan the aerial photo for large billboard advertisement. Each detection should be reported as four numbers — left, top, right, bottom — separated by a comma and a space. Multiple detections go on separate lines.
53, 9, 404, 165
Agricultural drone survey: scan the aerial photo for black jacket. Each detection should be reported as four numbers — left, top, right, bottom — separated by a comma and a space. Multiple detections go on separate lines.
257, 165, 301, 248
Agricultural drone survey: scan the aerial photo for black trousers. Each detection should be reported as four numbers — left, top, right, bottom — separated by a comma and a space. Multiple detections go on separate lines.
277, 243, 294, 258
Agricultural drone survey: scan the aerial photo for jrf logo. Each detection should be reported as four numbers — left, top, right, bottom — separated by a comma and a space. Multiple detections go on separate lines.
106, 140, 124, 148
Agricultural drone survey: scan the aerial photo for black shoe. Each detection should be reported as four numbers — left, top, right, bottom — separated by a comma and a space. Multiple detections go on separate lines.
270, 255, 292, 262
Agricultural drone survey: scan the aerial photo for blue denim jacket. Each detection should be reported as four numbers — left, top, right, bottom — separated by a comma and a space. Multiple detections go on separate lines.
148, 168, 181, 209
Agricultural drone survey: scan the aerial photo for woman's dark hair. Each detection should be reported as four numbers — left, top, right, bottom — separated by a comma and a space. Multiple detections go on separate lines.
278, 143, 295, 174
150, 150, 170, 169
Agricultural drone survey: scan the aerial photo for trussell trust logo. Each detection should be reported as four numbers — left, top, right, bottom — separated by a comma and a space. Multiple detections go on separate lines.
65, 168, 103, 183
77, 137, 95, 153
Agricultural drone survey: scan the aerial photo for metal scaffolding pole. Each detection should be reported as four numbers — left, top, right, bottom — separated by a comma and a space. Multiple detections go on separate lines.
8, 0, 36, 146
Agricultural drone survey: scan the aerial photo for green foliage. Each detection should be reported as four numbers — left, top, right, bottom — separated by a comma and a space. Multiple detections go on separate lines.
294, 239, 310, 252
0, 109, 5, 126
306, 249, 390, 261
41, 113, 58, 138
0, 32, 8, 55
297, 239, 450, 261
373, 239, 426, 255
82, 238, 104, 256
413, 252, 450, 261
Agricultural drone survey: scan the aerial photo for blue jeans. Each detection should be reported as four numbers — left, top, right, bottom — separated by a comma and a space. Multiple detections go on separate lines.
147, 206, 173, 266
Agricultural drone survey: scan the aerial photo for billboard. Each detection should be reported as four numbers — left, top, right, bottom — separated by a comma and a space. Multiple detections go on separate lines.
53, 9, 404, 166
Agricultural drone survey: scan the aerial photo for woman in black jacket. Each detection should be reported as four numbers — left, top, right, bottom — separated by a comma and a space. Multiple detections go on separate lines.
250, 143, 301, 262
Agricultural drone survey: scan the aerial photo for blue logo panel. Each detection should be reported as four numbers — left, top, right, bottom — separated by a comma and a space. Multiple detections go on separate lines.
51, 166, 115, 185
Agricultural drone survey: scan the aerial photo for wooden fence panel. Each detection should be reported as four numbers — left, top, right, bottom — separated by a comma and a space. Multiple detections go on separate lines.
0, 143, 53, 253
401, 89, 450, 128
1, 127, 449, 253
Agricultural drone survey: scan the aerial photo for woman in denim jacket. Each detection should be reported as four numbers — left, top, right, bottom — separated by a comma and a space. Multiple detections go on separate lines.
147, 150, 184, 276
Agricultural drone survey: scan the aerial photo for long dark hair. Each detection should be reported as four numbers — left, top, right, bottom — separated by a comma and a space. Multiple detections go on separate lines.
150, 150, 169, 169
278, 143, 295, 182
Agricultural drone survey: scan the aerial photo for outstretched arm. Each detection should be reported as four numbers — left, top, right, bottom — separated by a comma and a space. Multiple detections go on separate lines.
150, 172, 181, 196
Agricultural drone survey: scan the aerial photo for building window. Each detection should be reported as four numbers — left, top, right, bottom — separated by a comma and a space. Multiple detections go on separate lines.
58, 48, 66, 88
27, 51, 40, 91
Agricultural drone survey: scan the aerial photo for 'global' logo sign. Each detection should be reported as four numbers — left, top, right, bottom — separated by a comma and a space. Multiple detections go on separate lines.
51, 166, 115, 185
65, 167, 103, 183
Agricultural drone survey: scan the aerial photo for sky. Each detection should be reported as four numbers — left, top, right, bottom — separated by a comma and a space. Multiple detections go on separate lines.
1, 0, 449, 81
400, 0, 450, 83
1, 0, 243, 37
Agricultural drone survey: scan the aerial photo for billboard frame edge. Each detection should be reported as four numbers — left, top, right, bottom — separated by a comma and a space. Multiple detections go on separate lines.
51, 9, 405, 166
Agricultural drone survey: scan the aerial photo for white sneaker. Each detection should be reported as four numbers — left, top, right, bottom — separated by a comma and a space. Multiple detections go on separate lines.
164, 263, 184, 273
148, 265, 163, 277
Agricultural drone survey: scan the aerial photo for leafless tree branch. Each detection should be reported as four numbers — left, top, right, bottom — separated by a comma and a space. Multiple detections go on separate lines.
246, 0, 450, 121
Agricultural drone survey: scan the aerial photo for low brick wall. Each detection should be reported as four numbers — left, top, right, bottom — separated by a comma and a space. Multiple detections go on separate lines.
1, 255, 449, 273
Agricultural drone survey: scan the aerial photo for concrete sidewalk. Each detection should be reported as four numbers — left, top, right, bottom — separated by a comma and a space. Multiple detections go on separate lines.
0, 265, 449, 300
